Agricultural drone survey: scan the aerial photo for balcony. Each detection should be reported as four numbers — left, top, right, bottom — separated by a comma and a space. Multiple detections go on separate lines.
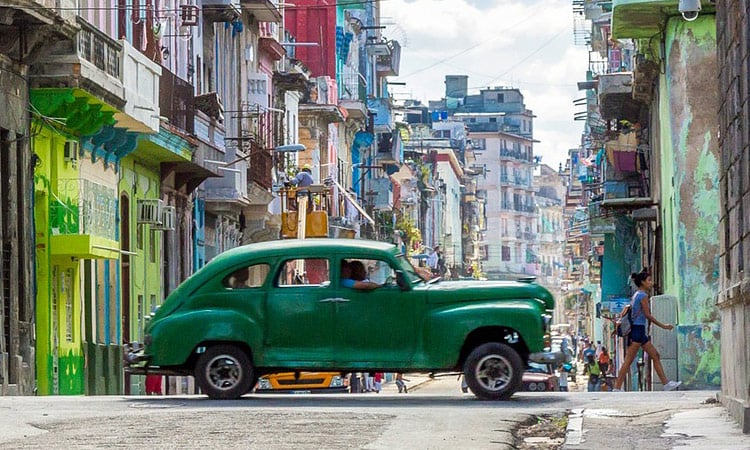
367, 97, 394, 133
597, 72, 640, 122
376, 40, 401, 76
611, 0, 714, 40
0, 0, 78, 61
338, 71, 367, 119
31, 17, 124, 107
202, 0, 241, 22
49, 178, 119, 259
365, 177, 393, 211
240, 0, 282, 23
117, 40, 161, 133
159, 67, 194, 135
248, 145, 273, 190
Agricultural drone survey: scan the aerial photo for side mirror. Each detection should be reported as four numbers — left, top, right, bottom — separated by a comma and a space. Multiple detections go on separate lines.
395, 270, 411, 291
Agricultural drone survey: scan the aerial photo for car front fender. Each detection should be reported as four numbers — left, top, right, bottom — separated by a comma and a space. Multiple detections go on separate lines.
420, 300, 546, 367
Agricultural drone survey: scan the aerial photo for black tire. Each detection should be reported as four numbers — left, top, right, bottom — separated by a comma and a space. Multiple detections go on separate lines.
463, 342, 523, 400
195, 345, 255, 399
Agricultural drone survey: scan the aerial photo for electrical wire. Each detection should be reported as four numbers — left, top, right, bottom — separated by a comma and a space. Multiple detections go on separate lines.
398, 10, 538, 79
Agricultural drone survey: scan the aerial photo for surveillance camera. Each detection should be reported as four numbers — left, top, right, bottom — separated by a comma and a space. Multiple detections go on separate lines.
679, 0, 701, 21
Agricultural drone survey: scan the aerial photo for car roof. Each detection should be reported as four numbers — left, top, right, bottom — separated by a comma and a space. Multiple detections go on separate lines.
217, 238, 397, 259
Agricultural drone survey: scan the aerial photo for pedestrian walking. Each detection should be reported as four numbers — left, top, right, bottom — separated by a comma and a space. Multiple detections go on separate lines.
612, 269, 682, 392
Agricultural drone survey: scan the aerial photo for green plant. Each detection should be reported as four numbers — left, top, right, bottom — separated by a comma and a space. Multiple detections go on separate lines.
395, 214, 421, 254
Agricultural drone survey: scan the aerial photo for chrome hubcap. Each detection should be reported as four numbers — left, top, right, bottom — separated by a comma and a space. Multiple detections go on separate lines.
474, 354, 512, 391
206, 354, 242, 391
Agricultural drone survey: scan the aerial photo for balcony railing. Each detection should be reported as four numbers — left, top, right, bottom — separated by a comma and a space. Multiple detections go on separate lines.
338, 72, 366, 102
160, 67, 194, 134
77, 17, 121, 79
31, 17, 124, 105
50, 178, 117, 239
249, 144, 273, 189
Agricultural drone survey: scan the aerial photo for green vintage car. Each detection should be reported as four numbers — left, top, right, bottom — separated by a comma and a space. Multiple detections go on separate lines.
126, 239, 559, 400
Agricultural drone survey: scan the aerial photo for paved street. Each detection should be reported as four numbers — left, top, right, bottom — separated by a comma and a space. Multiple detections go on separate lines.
1, 376, 746, 449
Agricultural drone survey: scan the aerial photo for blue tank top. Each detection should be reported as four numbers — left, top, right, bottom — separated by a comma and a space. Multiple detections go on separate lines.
631, 290, 648, 325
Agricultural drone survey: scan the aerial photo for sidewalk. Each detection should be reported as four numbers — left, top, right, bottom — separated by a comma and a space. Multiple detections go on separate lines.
562, 390, 750, 449
379, 373, 436, 394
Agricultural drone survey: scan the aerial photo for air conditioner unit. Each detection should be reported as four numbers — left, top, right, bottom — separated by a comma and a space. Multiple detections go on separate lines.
137, 199, 164, 224
152, 206, 176, 231
64, 141, 79, 165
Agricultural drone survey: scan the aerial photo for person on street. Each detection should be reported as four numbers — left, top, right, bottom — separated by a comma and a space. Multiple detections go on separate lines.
612, 270, 682, 392
582, 341, 595, 362
558, 363, 570, 392
395, 373, 410, 393
289, 164, 314, 188
426, 246, 440, 275
584, 354, 601, 392
373, 372, 383, 393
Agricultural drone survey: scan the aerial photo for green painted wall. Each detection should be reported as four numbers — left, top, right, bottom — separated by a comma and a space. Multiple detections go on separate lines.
658, 16, 721, 388
118, 155, 163, 394
33, 125, 85, 395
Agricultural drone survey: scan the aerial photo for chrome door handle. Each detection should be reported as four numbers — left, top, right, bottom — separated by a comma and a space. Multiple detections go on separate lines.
320, 297, 350, 303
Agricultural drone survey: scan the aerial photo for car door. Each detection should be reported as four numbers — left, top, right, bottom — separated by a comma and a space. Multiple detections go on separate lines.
333, 257, 417, 366
263, 257, 336, 365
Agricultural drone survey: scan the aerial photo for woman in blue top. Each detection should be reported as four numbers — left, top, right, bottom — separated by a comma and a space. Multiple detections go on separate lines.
612, 270, 682, 392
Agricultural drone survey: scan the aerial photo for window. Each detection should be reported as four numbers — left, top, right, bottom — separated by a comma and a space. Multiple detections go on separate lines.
342, 258, 397, 286
489, 117, 497, 123
472, 138, 486, 150
497, 93, 504, 103
502, 246, 511, 261
278, 258, 330, 286
223, 264, 270, 289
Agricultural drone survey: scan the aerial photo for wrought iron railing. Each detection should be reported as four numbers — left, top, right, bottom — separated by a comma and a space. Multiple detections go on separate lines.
160, 67, 195, 134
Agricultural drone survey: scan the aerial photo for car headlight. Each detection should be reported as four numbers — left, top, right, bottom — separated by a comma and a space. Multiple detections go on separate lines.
257, 378, 272, 390
329, 375, 344, 388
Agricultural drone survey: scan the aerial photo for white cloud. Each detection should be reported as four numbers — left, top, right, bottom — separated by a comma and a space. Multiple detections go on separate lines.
382, 0, 590, 169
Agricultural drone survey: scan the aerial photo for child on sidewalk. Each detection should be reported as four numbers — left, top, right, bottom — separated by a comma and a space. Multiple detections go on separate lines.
395, 373, 410, 393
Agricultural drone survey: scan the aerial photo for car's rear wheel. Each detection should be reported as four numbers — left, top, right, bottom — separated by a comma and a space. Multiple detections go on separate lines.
195, 345, 255, 399
464, 342, 523, 400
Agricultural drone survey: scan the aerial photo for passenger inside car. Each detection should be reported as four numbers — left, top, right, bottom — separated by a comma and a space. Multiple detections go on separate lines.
341, 260, 381, 290
223, 267, 250, 289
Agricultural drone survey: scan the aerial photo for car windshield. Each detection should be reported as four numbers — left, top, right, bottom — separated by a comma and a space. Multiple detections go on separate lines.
396, 254, 425, 283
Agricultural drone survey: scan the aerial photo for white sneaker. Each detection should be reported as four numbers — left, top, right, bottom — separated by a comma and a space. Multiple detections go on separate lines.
612, 388, 622, 392
663, 380, 682, 391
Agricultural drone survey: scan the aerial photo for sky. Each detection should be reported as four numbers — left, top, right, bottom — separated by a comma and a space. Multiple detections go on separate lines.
380, 0, 591, 171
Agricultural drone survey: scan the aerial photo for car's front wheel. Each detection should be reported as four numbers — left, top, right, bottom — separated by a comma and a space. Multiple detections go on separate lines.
195, 345, 255, 399
464, 342, 523, 400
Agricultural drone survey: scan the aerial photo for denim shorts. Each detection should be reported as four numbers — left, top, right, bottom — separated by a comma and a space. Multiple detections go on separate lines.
628, 324, 650, 345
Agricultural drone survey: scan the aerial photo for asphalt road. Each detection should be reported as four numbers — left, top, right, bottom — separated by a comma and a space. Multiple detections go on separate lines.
0, 377, 736, 450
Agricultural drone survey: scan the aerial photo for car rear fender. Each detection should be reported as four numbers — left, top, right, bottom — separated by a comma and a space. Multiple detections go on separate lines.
147, 310, 262, 368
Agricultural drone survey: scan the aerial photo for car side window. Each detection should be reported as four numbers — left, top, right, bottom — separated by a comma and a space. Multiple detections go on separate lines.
222, 264, 270, 289
342, 258, 397, 286
278, 258, 330, 287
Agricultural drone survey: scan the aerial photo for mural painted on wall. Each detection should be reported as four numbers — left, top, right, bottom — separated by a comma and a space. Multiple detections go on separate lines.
665, 18, 721, 388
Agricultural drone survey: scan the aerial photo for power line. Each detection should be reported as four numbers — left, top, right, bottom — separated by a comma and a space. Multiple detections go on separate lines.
398, 10, 538, 79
